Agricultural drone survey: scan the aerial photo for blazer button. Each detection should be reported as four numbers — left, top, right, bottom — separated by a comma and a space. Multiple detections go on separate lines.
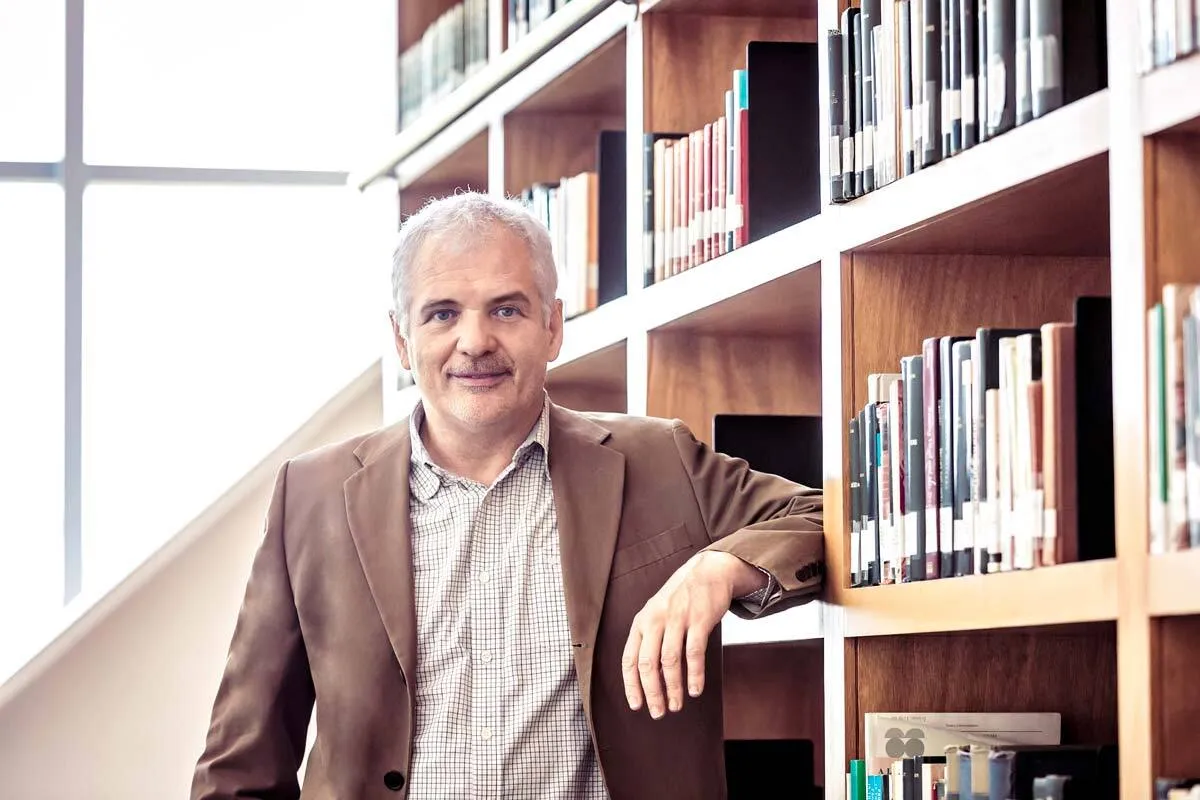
384, 771, 405, 791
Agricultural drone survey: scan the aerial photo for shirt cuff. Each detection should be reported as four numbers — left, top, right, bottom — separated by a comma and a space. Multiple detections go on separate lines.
735, 567, 778, 610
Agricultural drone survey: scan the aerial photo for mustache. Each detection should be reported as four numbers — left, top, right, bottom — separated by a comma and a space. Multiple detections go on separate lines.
447, 358, 513, 376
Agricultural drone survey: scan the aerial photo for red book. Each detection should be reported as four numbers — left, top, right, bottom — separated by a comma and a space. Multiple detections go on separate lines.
735, 108, 749, 249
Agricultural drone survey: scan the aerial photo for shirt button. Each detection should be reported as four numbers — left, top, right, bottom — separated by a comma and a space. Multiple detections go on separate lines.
480, 651, 493, 663
478, 571, 490, 584
481, 727, 493, 741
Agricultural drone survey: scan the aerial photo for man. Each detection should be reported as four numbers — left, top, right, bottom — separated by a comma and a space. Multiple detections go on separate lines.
191, 192, 824, 800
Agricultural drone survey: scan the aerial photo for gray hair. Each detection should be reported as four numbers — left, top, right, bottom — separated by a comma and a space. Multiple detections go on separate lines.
390, 191, 558, 335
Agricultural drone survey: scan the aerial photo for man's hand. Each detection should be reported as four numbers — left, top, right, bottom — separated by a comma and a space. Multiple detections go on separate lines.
620, 550, 766, 719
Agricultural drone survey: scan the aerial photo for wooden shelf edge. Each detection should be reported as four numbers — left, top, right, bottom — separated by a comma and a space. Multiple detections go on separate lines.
832, 89, 1111, 253
721, 601, 825, 646
838, 558, 1118, 637
350, 0, 628, 192
1147, 549, 1200, 616
637, 214, 826, 332
1141, 52, 1200, 136
551, 294, 632, 371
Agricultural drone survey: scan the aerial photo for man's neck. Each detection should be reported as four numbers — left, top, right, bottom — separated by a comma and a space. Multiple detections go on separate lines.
419, 400, 544, 485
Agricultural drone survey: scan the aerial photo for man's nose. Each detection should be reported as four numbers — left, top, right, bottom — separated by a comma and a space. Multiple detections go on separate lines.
455, 311, 497, 357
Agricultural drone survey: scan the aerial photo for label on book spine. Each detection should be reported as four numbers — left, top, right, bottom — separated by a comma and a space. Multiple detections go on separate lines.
862, 516, 876, 564
987, 60, 1006, 128
901, 109, 913, 156
1031, 35, 1061, 91
1042, 507, 1058, 565
830, 135, 842, 180
852, 529, 862, 579
904, 511, 919, 559
842, 138, 855, 179
864, 125, 875, 168
940, 507, 954, 555
725, 203, 743, 231
926, 508, 938, 553
962, 77, 976, 126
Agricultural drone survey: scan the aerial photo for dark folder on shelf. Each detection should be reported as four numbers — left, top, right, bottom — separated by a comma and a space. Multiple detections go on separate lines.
711, 414, 823, 489
724, 738, 816, 799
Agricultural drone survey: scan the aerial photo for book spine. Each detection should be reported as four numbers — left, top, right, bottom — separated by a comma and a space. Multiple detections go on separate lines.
850, 416, 863, 587
865, 403, 882, 585
1016, 0, 1032, 125
854, 11, 866, 196
954, 340, 976, 575
1151, 303, 1168, 554
889, 379, 907, 583
961, 0, 977, 147
923, 0, 943, 166
986, 0, 1016, 137
947, 0, 963, 154
878, 401, 894, 583
862, 0, 878, 193
923, 338, 941, 578
939, 338, 958, 577
830, 30, 849, 203
1029, 0, 1063, 118
904, 355, 927, 580
978, 0, 989, 143
899, 1, 914, 177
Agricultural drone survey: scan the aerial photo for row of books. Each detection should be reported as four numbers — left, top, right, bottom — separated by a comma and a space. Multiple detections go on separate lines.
517, 173, 599, 321
508, 0, 574, 48
847, 711, 1116, 800
397, 0, 490, 131
641, 70, 750, 288
1148, 283, 1200, 553
640, 42, 823, 288
825, 0, 1105, 203
1143, 0, 1200, 71
847, 297, 1114, 587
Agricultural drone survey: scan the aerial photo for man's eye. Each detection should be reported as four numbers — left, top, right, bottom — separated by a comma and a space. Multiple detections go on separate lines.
496, 306, 519, 318
431, 309, 455, 322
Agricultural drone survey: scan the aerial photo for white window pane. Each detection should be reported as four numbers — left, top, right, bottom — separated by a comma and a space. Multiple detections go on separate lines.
0, 184, 64, 682
82, 183, 390, 594
0, 0, 65, 161
84, 0, 396, 170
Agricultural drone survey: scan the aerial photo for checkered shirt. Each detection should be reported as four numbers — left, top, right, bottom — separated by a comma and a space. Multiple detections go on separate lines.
404, 396, 609, 799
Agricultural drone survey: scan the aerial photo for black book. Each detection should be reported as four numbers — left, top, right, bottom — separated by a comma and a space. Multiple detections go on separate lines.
597, 130, 627, 306
945, 0, 963, 155
849, 414, 863, 586
902, 355, 927, 581
986, 0, 1016, 137
899, 1, 914, 176
828, 30, 846, 203
862, 0, 879, 193
841, 7, 860, 200
922, 0, 943, 166
961, 0, 977, 148
1074, 297, 1115, 560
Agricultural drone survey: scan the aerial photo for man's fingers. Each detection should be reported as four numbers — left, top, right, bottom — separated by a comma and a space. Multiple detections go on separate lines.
685, 624, 708, 698
660, 621, 686, 713
637, 618, 666, 719
621, 626, 644, 711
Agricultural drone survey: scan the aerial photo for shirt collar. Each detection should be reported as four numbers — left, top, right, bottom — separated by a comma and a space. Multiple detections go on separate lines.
408, 392, 552, 501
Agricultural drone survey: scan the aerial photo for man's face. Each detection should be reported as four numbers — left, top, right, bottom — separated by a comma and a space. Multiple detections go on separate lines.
394, 224, 563, 434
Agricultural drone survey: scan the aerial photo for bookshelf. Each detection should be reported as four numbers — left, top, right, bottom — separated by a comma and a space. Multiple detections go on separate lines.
356, 0, 1200, 794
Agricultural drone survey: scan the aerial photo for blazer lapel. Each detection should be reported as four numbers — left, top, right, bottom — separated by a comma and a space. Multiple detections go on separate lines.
548, 404, 625, 714
344, 424, 418, 693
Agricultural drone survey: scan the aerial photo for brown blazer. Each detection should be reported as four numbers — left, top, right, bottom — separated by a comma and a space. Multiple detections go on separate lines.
191, 403, 825, 800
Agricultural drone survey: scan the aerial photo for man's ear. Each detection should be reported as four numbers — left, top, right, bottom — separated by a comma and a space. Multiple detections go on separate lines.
390, 311, 412, 371
547, 298, 565, 363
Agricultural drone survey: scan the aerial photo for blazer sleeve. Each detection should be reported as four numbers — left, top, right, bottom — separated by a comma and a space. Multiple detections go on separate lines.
670, 420, 826, 619
191, 460, 316, 800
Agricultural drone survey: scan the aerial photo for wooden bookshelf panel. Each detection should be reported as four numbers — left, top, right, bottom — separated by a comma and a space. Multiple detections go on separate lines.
643, 0, 818, 17
642, 12, 817, 134
512, 31, 625, 116
846, 624, 1119, 762
646, 331, 821, 447
547, 340, 627, 413
841, 559, 1119, 637
1147, 131, 1200, 292
1156, 615, 1200, 778
723, 641, 825, 789
1148, 550, 1200, 617
503, 112, 624, 197
397, 129, 490, 216
845, 253, 1112, 414
1141, 52, 1200, 136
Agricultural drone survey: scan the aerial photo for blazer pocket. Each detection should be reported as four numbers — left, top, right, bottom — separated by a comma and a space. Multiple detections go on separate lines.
610, 523, 696, 579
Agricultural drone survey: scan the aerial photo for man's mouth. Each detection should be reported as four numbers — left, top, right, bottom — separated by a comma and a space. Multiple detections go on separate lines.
450, 369, 511, 386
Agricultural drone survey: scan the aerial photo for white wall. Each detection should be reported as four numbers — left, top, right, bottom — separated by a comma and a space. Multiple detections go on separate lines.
0, 362, 383, 800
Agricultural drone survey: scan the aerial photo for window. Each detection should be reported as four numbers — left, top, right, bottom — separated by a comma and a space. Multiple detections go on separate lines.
0, 184, 65, 680
0, 0, 65, 161
80, 182, 389, 593
84, 0, 396, 170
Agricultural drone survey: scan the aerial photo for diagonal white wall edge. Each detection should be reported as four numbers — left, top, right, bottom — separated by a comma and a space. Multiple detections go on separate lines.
0, 359, 384, 799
